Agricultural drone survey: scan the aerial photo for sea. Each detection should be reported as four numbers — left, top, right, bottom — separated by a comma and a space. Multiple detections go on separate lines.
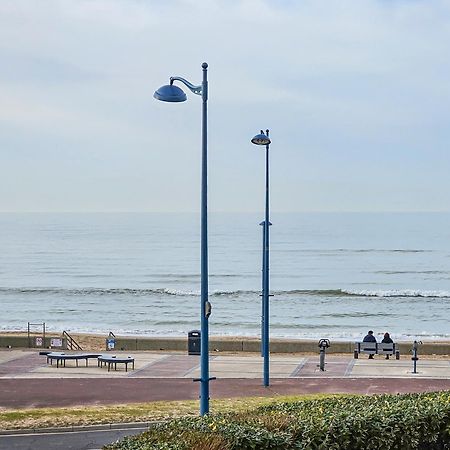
0, 212, 449, 342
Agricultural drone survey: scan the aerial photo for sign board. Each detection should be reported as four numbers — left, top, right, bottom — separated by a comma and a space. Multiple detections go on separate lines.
106, 338, 116, 350
35, 337, 43, 347
50, 338, 63, 348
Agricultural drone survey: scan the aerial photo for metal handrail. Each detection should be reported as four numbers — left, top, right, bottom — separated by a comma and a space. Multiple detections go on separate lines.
62, 330, 83, 351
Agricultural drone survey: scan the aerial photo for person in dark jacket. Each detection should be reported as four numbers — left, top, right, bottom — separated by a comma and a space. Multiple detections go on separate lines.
363, 330, 377, 359
382, 332, 394, 359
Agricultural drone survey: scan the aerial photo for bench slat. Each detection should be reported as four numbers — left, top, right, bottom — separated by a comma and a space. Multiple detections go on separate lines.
354, 342, 399, 358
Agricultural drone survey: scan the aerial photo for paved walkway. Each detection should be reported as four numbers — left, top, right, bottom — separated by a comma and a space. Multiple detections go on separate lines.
1, 351, 449, 379
0, 350, 448, 409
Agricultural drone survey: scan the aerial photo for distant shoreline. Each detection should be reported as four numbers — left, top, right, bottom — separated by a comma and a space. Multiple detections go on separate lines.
1, 329, 449, 342
2, 330, 450, 343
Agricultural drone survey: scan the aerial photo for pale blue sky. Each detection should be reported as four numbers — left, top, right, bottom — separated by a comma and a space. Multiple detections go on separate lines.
0, 0, 449, 212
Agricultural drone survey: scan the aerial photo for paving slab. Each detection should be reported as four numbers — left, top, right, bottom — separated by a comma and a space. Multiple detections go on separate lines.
0, 351, 28, 365
351, 359, 450, 378
10, 353, 166, 379
0, 353, 47, 377
293, 357, 352, 377
189, 355, 301, 379
129, 355, 201, 378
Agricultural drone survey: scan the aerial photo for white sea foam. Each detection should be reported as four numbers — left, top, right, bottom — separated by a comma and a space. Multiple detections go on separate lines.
160, 288, 198, 296
342, 289, 450, 298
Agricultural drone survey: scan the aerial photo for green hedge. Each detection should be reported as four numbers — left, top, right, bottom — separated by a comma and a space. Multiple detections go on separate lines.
104, 391, 450, 450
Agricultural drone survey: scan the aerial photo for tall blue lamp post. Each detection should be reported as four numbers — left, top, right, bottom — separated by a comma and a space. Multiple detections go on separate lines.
251, 129, 271, 387
154, 63, 212, 415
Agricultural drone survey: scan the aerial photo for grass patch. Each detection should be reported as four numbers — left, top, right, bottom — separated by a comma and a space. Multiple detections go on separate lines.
0, 394, 334, 431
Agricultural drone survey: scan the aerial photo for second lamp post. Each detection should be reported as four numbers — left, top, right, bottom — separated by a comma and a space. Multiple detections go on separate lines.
251, 129, 271, 387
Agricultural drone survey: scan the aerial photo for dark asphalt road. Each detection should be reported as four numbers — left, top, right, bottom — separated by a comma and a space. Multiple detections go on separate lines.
0, 427, 146, 450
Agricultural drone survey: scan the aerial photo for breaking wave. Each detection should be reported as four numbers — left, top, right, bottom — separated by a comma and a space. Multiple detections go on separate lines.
340, 289, 450, 298
1, 287, 449, 298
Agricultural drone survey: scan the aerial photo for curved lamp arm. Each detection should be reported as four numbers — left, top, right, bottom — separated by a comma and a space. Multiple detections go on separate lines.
170, 76, 202, 96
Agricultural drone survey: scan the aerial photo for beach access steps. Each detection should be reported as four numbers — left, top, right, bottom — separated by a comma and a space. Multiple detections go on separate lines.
62, 330, 83, 351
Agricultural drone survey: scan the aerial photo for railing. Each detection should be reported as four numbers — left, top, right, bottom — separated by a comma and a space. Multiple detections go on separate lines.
62, 330, 83, 351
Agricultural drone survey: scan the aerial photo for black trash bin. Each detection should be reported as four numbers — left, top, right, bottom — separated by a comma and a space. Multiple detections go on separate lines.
188, 330, 201, 355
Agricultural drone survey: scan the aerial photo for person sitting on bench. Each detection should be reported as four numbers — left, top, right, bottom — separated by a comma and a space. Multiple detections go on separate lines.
381, 332, 394, 359
363, 330, 377, 359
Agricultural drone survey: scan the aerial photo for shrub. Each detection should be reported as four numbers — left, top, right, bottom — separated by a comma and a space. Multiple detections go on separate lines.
104, 391, 450, 450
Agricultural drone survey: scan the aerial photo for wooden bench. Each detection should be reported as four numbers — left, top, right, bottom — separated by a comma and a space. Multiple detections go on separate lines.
354, 342, 400, 359
98, 355, 135, 372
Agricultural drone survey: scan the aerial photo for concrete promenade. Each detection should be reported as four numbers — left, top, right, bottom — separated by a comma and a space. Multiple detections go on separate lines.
0, 350, 448, 409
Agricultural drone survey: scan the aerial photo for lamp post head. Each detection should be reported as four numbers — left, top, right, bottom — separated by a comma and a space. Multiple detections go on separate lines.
251, 131, 271, 146
154, 84, 187, 102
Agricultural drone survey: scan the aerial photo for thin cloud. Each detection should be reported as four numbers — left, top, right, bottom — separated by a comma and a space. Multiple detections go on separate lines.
0, 0, 449, 212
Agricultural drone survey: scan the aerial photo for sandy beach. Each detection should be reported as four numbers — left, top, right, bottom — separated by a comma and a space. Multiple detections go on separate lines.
1, 331, 449, 358
0, 331, 105, 352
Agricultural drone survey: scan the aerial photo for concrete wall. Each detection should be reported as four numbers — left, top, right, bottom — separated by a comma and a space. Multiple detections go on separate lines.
1, 334, 446, 356
109, 337, 187, 352
106, 337, 449, 356
0, 336, 67, 349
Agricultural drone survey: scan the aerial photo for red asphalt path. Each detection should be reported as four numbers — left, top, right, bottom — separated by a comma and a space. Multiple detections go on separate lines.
1, 378, 449, 409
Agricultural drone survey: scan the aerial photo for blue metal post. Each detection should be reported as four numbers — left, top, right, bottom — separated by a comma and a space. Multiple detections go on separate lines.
154, 63, 212, 415
260, 220, 265, 357
263, 129, 270, 387
200, 62, 210, 415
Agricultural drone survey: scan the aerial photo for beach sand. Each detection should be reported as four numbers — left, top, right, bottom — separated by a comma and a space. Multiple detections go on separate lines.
1, 331, 104, 351
1, 331, 449, 358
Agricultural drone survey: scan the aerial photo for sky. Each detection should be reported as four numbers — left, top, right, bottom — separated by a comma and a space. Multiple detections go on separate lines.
0, 0, 449, 213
